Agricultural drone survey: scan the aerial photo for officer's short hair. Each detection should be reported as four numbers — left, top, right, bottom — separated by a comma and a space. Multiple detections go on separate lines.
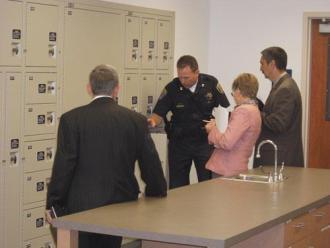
177, 55, 199, 72
232, 73, 259, 99
89, 64, 119, 96
261, 47, 287, 70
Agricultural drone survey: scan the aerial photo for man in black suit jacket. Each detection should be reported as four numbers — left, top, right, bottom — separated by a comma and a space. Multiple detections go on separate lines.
46, 64, 167, 248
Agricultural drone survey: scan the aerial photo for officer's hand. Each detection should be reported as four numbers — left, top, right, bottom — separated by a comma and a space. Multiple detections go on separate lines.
45, 210, 53, 224
204, 119, 216, 133
147, 117, 156, 128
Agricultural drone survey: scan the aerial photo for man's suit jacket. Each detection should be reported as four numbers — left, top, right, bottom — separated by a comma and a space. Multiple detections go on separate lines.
254, 74, 304, 167
46, 97, 167, 214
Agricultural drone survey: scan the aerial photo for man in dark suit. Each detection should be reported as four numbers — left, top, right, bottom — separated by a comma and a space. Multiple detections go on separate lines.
254, 47, 304, 167
46, 64, 167, 248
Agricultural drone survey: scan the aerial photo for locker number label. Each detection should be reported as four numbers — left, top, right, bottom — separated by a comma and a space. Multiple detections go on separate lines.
49, 32, 57, 42
12, 29, 21, 39
11, 139, 19, 149
37, 115, 46, 124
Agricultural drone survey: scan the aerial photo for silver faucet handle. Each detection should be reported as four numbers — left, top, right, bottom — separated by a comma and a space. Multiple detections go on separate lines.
279, 162, 284, 181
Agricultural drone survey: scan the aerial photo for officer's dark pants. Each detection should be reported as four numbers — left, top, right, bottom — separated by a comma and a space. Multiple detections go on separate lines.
168, 137, 213, 189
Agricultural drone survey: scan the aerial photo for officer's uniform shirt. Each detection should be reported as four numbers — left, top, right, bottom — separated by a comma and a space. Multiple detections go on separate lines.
153, 73, 229, 139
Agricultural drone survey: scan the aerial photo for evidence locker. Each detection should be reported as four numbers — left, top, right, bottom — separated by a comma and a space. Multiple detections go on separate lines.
24, 104, 56, 135
23, 169, 52, 204
0, 0, 23, 66
25, 73, 57, 104
23, 235, 55, 248
125, 16, 141, 69
24, 139, 56, 173
23, 206, 52, 241
141, 74, 156, 116
141, 17, 157, 69
124, 74, 140, 112
157, 19, 172, 70
156, 74, 170, 100
25, 3, 59, 67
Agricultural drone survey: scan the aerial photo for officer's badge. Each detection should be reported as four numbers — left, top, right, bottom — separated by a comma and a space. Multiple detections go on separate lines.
159, 88, 167, 100
205, 92, 213, 101
216, 83, 224, 94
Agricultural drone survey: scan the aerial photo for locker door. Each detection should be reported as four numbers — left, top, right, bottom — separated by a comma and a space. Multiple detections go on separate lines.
156, 74, 170, 101
26, 3, 59, 67
157, 20, 172, 70
23, 235, 55, 248
24, 104, 57, 135
24, 139, 56, 173
23, 170, 51, 204
25, 73, 57, 104
3, 72, 23, 248
123, 74, 140, 112
23, 206, 51, 241
0, 72, 4, 248
63, 8, 124, 112
140, 74, 156, 116
141, 18, 156, 69
125, 16, 141, 68
0, 1, 23, 66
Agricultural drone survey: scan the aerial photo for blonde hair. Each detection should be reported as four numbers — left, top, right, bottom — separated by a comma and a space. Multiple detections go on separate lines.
232, 73, 259, 98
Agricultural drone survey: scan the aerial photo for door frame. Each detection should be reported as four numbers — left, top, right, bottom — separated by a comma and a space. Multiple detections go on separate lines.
302, 12, 330, 167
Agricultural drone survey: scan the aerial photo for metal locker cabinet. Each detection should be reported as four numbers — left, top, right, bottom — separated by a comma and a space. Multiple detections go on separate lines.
125, 15, 141, 69
23, 169, 52, 204
156, 73, 170, 101
0, 0, 23, 66
63, 7, 124, 112
23, 206, 52, 241
25, 73, 57, 104
24, 104, 57, 135
157, 19, 172, 70
124, 74, 140, 112
0, 71, 4, 248
23, 235, 55, 248
3, 72, 23, 248
140, 74, 156, 116
23, 139, 56, 173
141, 17, 156, 69
25, 3, 59, 67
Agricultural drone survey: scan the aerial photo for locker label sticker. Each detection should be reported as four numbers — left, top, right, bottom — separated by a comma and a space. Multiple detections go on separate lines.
49, 32, 57, 42
149, 41, 154, 49
37, 151, 45, 161
148, 96, 153, 104
164, 42, 169, 50
37, 115, 45, 124
36, 182, 45, 192
132, 96, 138, 104
133, 39, 139, 48
38, 84, 46, 93
11, 139, 19, 149
12, 29, 21, 39
36, 217, 44, 228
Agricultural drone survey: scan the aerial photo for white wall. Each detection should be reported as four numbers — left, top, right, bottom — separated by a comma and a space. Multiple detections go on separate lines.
208, 0, 330, 105
103, 0, 210, 72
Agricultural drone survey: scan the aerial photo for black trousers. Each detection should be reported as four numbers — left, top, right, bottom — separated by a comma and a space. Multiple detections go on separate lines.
168, 138, 213, 189
79, 231, 122, 248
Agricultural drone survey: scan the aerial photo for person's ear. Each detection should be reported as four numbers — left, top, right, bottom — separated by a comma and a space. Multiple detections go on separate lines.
112, 85, 120, 98
86, 83, 93, 97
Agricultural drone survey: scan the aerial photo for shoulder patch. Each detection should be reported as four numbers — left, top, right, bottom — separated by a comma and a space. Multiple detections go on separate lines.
216, 83, 224, 94
158, 88, 167, 100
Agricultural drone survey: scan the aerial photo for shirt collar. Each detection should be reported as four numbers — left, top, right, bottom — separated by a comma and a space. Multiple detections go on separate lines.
92, 95, 112, 101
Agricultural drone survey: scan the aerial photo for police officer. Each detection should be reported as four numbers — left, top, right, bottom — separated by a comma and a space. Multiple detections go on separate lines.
148, 55, 230, 189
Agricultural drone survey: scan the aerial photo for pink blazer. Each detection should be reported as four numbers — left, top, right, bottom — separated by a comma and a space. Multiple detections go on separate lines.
206, 104, 261, 177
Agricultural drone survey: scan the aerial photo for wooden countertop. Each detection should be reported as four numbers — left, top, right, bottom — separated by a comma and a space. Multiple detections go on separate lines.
52, 167, 330, 247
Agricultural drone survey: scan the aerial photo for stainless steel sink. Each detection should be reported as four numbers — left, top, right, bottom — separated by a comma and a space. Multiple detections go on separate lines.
222, 173, 273, 183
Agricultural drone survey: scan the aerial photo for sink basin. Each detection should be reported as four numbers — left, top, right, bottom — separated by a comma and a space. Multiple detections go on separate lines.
222, 173, 272, 183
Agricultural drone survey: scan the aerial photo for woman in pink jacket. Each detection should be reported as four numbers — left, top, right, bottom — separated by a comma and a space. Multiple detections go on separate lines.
205, 73, 261, 177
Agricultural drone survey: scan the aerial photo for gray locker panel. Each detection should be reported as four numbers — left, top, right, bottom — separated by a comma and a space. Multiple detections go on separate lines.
24, 104, 56, 135
140, 74, 156, 117
23, 235, 55, 248
23, 206, 51, 241
2, 72, 23, 248
23, 170, 51, 204
141, 18, 156, 69
63, 8, 124, 112
0, 72, 3, 248
25, 73, 57, 104
157, 20, 171, 70
125, 16, 141, 69
0, 1, 23, 66
24, 139, 55, 173
26, 3, 59, 67
123, 74, 140, 112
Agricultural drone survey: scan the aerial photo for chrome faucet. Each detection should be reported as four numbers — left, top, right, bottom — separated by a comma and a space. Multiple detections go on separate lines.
256, 139, 282, 182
